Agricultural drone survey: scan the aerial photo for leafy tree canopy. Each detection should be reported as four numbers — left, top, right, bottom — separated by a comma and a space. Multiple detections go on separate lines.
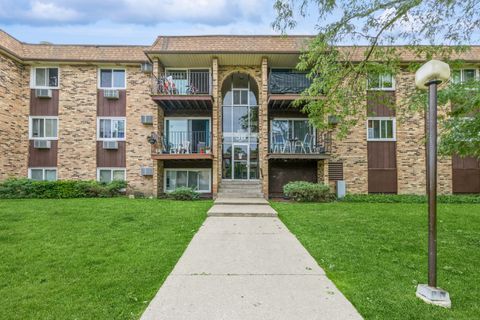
273, 0, 480, 157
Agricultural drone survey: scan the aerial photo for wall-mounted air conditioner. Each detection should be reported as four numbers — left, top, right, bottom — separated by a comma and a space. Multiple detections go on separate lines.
102, 140, 119, 149
140, 166, 154, 176
141, 115, 153, 125
35, 89, 52, 98
33, 140, 51, 149
140, 62, 153, 73
104, 89, 119, 99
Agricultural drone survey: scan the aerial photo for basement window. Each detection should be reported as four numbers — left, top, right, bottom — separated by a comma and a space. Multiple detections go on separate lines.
32, 67, 59, 88
29, 168, 57, 181
367, 117, 396, 141
165, 169, 211, 193
97, 168, 126, 183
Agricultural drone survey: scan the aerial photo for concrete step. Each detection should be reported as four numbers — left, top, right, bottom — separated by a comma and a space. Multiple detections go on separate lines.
207, 204, 277, 217
220, 180, 261, 185
215, 197, 269, 205
217, 194, 264, 199
217, 190, 264, 196
218, 188, 262, 192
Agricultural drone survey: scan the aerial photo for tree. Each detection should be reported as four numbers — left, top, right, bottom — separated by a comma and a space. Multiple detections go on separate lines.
273, 0, 480, 157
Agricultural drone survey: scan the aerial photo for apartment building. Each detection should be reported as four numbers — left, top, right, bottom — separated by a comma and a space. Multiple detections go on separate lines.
0, 30, 479, 197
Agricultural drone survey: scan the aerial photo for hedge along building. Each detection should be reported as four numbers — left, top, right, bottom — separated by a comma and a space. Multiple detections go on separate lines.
0, 30, 479, 197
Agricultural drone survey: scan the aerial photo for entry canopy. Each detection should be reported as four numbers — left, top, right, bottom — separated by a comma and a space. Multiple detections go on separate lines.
415, 60, 451, 89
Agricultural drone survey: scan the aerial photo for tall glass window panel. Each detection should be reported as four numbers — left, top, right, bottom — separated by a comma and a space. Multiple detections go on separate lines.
48, 68, 58, 87
32, 119, 44, 138
198, 171, 210, 191
45, 119, 57, 138
188, 171, 199, 189
113, 70, 126, 88
249, 144, 259, 180
35, 68, 47, 87
223, 144, 232, 179
166, 171, 176, 191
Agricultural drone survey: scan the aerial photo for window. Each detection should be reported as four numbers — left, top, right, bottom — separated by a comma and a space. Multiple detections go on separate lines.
165, 169, 211, 193
29, 117, 58, 139
97, 117, 126, 140
451, 69, 478, 84
32, 67, 59, 88
165, 118, 210, 153
99, 69, 126, 89
29, 168, 57, 181
367, 73, 395, 90
97, 168, 126, 183
367, 117, 396, 141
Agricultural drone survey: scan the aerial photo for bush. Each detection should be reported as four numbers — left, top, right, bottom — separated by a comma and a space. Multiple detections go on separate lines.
341, 193, 480, 204
168, 187, 199, 200
0, 178, 127, 199
283, 181, 335, 202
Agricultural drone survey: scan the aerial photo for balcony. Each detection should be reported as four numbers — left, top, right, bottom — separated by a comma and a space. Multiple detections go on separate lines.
151, 130, 213, 160
268, 71, 312, 109
268, 132, 332, 160
151, 70, 213, 112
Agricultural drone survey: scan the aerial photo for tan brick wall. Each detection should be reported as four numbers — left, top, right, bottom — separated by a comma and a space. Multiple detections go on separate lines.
57, 65, 97, 180
0, 53, 29, 180
125, 65, 158, 196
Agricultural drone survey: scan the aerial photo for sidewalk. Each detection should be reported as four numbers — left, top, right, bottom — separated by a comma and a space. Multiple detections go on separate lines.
141, 210, 362, 320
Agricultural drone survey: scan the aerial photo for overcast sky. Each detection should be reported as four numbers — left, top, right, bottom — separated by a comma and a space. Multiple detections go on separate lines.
0, 0, 318, 45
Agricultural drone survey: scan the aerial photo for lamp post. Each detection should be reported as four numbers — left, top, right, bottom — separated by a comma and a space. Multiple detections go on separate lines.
414, 60, 451, 308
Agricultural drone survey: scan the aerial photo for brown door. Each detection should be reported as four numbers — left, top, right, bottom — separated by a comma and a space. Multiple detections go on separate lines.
452, 155, 480, 193
269, 160, 317, 197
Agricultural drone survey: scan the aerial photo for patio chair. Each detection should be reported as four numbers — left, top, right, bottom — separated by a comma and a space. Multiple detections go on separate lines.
272, 133, 287, 153
302, 133, 315, 154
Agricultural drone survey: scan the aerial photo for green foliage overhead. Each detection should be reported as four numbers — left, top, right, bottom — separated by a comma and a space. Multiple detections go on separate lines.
273, 0, 480, 157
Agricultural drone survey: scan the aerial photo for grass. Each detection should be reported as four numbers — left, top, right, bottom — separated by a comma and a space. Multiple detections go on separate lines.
0, 198, 212, 320
271, 201, 480, 320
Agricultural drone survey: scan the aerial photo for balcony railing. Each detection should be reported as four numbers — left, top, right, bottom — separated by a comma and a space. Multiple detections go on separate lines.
268, 72, 312, 94
152, 131, 212, 155
151, 71, 211, 95
269, 132, 332, 155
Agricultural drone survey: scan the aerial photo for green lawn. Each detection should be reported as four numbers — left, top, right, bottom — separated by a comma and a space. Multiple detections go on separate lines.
272, 201, 480, 320
0, 198, 211, 320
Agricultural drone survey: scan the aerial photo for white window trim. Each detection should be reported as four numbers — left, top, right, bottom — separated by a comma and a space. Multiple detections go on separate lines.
28, 167, 57, 181
451, 68, 479, 84
97, 68, 127, 90
96, 168, 126, 182
366, 117, 396, 141
30, 66, 60, 89
97, 117, 127, 141
164, 168, 212, 193
28, 116, 59, 140
367, 73, 396, 91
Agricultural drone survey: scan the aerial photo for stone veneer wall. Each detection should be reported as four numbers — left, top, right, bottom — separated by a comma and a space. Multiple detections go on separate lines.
57, 65, 97, 180
126, 65, 158, 196
0, 53, 28, 180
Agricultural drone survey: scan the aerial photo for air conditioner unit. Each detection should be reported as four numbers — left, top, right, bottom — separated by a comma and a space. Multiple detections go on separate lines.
140, 62, 153, 73
102, 140, 118, 149
104, 89, 119, 99
141, 115, 153, 125
33, 140, 51, 149
140, 166, 154, 176
35, 89, 52, 98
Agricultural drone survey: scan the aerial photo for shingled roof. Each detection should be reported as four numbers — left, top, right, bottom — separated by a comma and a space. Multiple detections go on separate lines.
0, 30, 149, 63
148, 35, 314, 53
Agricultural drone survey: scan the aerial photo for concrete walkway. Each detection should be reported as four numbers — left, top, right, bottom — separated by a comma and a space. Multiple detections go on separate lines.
141, 200, 362, 320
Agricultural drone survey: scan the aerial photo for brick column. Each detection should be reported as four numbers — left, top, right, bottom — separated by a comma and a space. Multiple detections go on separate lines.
212, 57, 220, 197
260, 57, 269, 198
317, 159, 329, 185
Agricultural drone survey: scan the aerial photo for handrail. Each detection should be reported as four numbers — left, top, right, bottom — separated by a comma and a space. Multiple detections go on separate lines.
151, 71, 211, 95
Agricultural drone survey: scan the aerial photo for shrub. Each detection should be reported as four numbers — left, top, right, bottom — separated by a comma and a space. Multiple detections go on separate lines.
283, 181, 335, 202
341, 193, 480, 204
168, 187, 199, 200
0, 178, 127, 199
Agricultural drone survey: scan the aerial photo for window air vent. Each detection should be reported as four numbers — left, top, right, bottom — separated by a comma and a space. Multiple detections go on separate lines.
328, 162, 344, 181
33, 140, 51, 149
104, 89, 119, 99
102, 141, 119, 149
140, 166, 154, 176
35, 89, 52, 98
141, 115, 153, 125
140, 62, 153, 73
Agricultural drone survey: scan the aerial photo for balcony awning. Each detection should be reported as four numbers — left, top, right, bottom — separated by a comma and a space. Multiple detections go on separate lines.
152, 94, 213, 112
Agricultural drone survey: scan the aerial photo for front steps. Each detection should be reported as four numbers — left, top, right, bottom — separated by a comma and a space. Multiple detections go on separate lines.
217, 180, 264, 199
207, 197, 277, 217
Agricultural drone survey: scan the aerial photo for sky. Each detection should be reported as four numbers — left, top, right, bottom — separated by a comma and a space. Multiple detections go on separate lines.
0, 0, 319, 45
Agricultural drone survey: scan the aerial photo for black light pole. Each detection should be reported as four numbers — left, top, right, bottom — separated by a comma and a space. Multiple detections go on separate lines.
415, 60, 451, 308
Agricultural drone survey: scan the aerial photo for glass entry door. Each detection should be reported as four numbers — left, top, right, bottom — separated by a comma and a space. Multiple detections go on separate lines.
232, 143, 249, 180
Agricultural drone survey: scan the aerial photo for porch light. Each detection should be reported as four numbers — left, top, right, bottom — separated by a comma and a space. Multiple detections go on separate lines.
414, 60, 451, 308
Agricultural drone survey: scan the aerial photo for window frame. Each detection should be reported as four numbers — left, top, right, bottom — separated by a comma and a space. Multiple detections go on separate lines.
164, 168, 212, 193
366, 117, 396, 141
96, 168, 126, 183
451, 68, 479, 84
97, 117, 127, 141
28, 116, 59, 140
28, 167, 57, 181
367, 73, 396, 91
98, 67, 127, 90
30, 66, 60, 89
